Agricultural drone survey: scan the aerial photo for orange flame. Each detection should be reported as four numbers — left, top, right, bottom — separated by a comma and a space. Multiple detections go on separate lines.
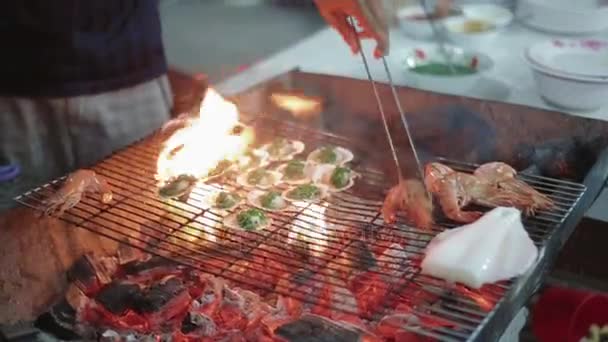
287, 202, 329, 257
156, 88, 253, 184
270, 92, 323, 120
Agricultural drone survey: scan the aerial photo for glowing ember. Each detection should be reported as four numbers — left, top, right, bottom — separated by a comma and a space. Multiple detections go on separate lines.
270, 93, 323, 119
287, 202, 329, 257
157, 89, 254, 184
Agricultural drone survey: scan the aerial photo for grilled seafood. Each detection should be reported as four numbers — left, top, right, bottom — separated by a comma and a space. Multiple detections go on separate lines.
425, 162, 554, 223
421, 207, 538, 289
381, 179, 433, 229
473, 162, 555, 215
44, 169, 113, 216
424, 163, 488, 223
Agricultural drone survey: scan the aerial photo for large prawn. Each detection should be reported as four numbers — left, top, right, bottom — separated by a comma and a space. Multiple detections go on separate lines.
425, 162, 555, 223
381, 178, 433, 229
44, 169, 113, 216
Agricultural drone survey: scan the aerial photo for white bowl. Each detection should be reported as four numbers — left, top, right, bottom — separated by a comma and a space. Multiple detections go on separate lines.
444, 17, 500, 49
402, 46, 493, 93
516, 0, 608, 35
462, 4, 514, 27
524, 52, 608, 111
396, 5, 459, 40
526, 39, 608, 81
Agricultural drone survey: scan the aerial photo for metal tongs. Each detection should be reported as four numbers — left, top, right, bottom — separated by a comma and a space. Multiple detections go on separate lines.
347, 17, 428, 194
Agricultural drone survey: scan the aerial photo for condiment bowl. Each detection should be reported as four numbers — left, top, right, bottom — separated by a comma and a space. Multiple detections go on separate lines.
402, 46, 493, 93
396, 4, 460, 40
444, 16, 500, 49
462, 3, 514, 27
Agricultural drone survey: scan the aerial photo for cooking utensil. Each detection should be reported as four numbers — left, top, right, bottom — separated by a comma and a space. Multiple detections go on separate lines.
347, 17, 427, 187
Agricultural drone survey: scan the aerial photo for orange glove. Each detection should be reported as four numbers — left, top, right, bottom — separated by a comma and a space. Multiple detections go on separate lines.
314, 0, 389, 58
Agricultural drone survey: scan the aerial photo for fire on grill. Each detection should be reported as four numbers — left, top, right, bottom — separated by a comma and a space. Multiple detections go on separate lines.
11, 71, 608, 341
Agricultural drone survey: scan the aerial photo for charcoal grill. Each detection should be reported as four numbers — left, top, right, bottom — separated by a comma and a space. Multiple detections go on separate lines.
11, 70, 608, 341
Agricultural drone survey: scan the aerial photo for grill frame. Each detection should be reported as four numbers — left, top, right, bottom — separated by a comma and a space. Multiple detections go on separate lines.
14, 114, 589, 341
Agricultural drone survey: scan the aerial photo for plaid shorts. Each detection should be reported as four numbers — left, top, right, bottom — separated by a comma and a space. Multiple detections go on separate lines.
0, 75, 172, 211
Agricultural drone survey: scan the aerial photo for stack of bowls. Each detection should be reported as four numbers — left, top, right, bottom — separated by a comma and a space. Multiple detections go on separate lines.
524, 39, 608, 111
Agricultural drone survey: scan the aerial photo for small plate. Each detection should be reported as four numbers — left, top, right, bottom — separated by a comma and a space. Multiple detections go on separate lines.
526, 39, 608, 81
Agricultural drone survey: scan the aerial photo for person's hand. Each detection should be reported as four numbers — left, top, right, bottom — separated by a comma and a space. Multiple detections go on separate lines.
314, 0, 389, 58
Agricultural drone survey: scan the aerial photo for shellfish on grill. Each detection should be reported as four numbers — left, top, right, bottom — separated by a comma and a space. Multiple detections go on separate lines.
223, 208, 273, 232
261, 138, 305, 162
207, 191, 243, 210
307, 164, 359, 192
236, 168, 283, 190
247, 189, 290, 212
307, 145, 354, 166
235, 149, 270, 172
276, 159, 312, 185
282, 183, 329, 203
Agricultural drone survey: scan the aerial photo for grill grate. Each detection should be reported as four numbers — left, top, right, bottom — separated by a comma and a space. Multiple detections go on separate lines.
15, 117, 586, 341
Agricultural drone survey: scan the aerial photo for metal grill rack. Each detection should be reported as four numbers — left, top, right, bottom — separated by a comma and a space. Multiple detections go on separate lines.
15, 117, 586, 341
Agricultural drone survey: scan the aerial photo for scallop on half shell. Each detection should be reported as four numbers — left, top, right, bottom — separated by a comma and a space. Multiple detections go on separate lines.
262, 139, 306, 162
247, 189, 290, 212
206, 190, 243, 210
223, 209, 273, 232
307, 146, 354, 166
236, 168, 283, 190
282, 183, 330, 203
307, 164, 359, 192
235, 149, 271, 172
276, 160, 311, 185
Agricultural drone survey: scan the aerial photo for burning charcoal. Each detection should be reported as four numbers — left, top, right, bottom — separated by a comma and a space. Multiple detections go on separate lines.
94, 281, 142, 315
121, 256, 183, 283
349, 241, 376, 272
181, 312, 218, 337
122, 256, 178, 275
117, 243, 146, 265
332, 241, 376, 279
275, 314, 380, 342
132, 276, 187, 313
67, 253, 114, 294
215, 287, 248, 330
191, 276, 223, 317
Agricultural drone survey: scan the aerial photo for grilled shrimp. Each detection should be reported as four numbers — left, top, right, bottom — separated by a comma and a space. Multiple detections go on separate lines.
424, 162, 555, 223
473, 162, 555, 215
44, 169, 113, 216
425, 163, 487, 223
382, 179, 433, 229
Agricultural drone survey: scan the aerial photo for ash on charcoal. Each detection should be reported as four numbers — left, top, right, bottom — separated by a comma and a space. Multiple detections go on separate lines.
121, 256, 178, 276
181, 312, 217, 336
132, 276, 186, 313
94, 281, 142, 315
275, 314, 366, 342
